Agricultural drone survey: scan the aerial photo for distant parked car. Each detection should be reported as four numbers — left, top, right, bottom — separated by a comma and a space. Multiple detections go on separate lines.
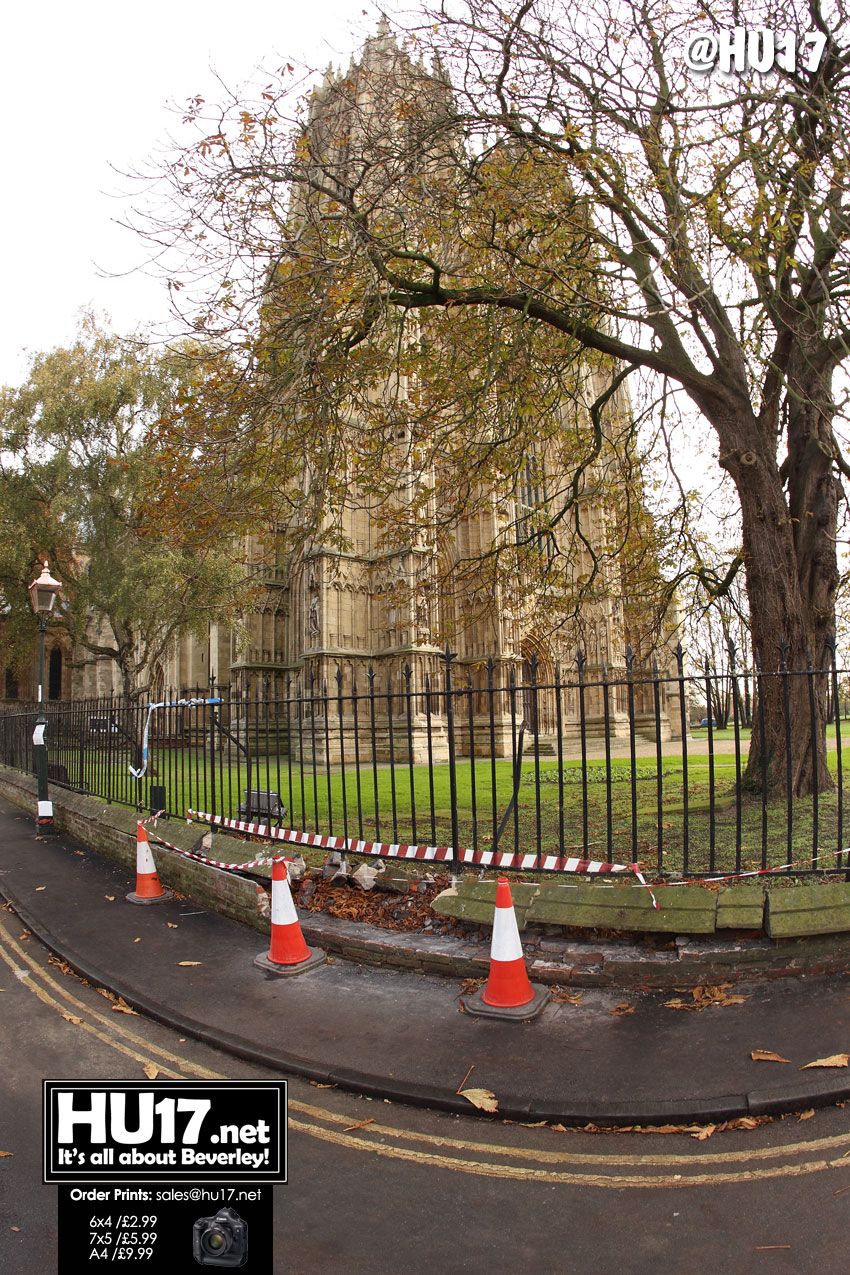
699, 717, 717, 727
87, 715, 119, 735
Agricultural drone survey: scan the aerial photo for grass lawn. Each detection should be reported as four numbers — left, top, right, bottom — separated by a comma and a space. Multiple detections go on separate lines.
59, 734, 850, 880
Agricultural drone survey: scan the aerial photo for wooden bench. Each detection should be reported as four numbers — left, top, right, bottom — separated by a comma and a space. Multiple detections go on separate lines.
238, 789, 287, 824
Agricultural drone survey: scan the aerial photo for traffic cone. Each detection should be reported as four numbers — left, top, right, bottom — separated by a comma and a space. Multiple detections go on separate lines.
460, 878, 550, 1021
126, 822, 174, 905
254, 859, 326, 976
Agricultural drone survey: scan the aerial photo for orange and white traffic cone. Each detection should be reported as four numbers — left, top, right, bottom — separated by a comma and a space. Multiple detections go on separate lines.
126, 822, 174, 905
460, 877, 550, 1020
254, 858, 326, 976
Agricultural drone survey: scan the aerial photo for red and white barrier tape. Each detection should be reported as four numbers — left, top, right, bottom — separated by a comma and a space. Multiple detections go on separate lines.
663, 846, 850, 888
142, 810, 850, 917
141, 813, 289, 872
184, 809, 635, 875
182, 809, 660, 907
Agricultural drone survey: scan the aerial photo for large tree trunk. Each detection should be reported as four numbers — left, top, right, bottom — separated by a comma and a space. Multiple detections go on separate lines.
716, 359, 839, 796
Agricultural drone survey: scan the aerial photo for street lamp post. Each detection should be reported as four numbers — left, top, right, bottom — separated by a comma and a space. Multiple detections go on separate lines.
28, 561, 62, 833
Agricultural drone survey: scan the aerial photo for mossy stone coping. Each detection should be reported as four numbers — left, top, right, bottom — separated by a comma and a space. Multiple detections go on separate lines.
432, 880, 850, 938
766, 884, 850, 938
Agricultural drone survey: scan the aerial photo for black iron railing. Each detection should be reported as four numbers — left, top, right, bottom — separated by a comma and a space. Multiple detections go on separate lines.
1, 642, 848, 880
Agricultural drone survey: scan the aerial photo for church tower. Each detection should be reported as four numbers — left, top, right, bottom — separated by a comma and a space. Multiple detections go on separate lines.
225, 21, 680, 755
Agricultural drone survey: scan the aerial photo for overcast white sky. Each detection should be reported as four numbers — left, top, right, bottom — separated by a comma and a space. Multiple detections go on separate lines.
0, 0, 380, 387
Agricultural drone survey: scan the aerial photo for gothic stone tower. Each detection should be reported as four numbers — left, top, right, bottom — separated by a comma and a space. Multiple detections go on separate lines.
229, 21, 680, 757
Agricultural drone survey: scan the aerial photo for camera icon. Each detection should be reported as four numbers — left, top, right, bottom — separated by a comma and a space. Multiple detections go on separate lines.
193, 1207, 249, 1267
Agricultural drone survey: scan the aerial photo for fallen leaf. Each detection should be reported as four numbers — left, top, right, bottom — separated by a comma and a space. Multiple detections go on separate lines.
550, 986, 584, 1005
61, 1014, 84, 1025
460, 1088, 499, 1112
666, 985, 751, 1012
133, 938, 141, 943
727, 1116, 763, 1130
797, 1109, 815, 1121
35, 886, 46, 892
104, 896, 115, 902
0, 1151, 13, 1158
343, 1118, 375, 1132
111, 998, 137, 1016
689, 1125, 717, 1140
801, 1054, 850, 1069
751, 1050, 792, 1064
167, 922, 178, 929
178, 961, 202, 967
609, 1002, 634, 1016
142, 1063, 159, 1080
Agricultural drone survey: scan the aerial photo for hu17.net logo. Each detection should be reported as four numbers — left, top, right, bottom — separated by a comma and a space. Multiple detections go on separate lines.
684, 28, 827, 74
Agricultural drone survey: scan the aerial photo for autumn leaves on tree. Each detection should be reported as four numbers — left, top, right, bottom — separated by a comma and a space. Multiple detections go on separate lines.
135, 0, 850, 795
6, 1, 848, 800
0, 318, 252, 701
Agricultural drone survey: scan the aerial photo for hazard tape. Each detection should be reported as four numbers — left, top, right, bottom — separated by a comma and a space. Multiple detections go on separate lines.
139, 811, 660, 907
143, 811, 850, 919
663, 845, 850, 888
129, 697, 221, 780
184, 809, 638, 876
140, 814, 289, 873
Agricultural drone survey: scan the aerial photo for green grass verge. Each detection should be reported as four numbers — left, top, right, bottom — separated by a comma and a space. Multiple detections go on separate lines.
48, 740, 850, 880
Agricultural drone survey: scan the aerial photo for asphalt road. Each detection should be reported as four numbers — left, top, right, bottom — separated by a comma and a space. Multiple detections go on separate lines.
2, 907, 850, 1274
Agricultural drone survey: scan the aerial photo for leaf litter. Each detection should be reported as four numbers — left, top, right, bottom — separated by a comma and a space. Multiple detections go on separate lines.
547, 1114, 773, 1137
550, 986, 584, 1005
111, 997, 137, 1015
664, 984, 751, 1011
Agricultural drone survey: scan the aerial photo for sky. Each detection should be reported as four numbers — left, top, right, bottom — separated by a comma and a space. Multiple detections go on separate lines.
0, 0, 380, 387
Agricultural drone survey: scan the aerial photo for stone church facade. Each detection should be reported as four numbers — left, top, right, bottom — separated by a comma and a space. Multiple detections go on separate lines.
4, 22, 683, 753
186, 22, 682, 757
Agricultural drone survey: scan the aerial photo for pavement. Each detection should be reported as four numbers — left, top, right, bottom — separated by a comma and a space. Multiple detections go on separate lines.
2, 794, 850, 1128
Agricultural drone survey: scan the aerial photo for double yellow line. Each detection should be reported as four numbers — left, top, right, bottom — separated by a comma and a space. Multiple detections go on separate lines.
287, 1101, 850, 1189
3, 912, 850, 1189
0, 914, 220, 1081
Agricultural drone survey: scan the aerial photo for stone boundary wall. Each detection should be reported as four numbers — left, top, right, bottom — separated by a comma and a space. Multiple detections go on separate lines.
0, 767, 271, 933
4, 765, 850, 986
432, 877, 850, 940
